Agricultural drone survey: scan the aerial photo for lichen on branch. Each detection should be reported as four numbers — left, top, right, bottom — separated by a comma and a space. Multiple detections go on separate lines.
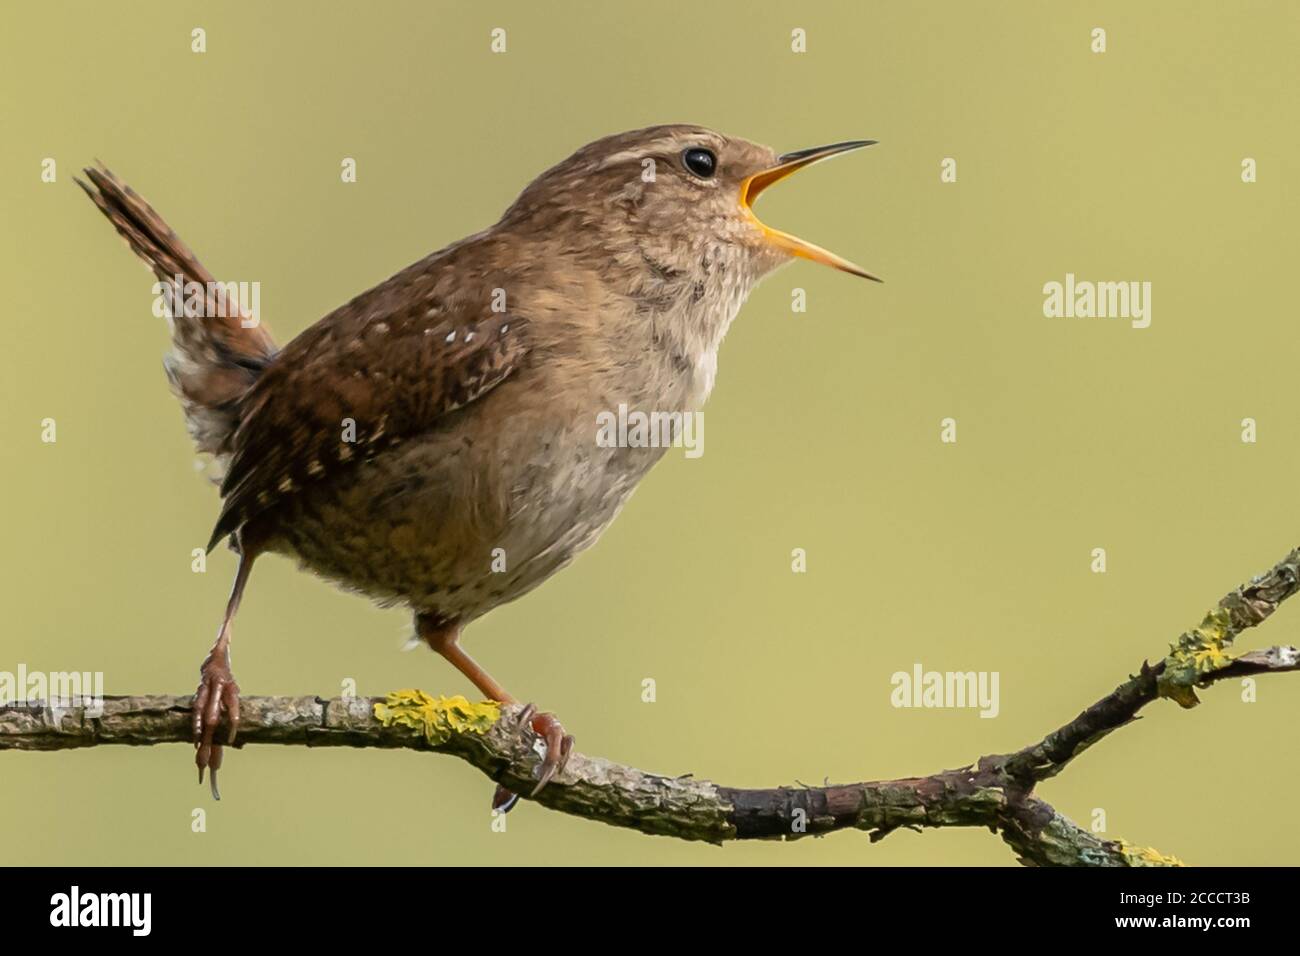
373, 690, 500, 744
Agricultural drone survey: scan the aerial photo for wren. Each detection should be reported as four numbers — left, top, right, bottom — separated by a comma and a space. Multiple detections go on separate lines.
79, 126, 877, 807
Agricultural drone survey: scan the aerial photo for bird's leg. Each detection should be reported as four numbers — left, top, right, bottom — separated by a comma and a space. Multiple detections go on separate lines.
194, 543, 257, 800
416, 613, 574, 810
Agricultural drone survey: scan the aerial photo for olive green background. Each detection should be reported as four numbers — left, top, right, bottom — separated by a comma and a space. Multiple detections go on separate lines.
2, 0, 1298, 866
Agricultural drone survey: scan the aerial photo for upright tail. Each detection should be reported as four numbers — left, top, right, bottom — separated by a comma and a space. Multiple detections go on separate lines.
77, 164, 277, 473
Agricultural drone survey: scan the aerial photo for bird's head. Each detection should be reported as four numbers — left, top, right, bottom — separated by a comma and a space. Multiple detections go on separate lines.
500, 124, 878, 290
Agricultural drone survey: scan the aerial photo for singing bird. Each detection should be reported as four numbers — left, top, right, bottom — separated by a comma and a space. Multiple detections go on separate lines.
79, 125, 877, 806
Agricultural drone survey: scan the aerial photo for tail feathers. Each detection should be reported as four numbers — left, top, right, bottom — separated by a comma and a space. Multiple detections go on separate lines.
77, 164, 277, 465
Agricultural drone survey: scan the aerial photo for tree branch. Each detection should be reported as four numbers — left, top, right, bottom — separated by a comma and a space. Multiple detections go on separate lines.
4, 548, 1299, 866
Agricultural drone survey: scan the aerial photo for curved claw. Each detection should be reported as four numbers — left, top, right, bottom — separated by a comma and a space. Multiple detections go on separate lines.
492, 785, 520, 813
208, 745, 224, 801
556, 734, 575, 777
515, 702, 537, 729
529, 713, 573, 797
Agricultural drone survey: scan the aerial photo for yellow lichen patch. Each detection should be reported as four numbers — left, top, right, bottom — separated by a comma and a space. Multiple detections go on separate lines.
1156, 607, 1238, 708
1115, 840, 1186, 868
1191, 643, 1233, 672
373, 690, 500, 745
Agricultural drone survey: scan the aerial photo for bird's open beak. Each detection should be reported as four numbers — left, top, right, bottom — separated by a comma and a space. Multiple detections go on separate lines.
739, 140, 880, 282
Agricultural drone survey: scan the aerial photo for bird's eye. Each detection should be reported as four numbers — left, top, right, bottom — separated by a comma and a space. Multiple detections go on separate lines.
682, 148, 717, 179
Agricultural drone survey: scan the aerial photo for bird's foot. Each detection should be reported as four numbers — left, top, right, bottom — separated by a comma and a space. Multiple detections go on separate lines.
193, 653, 241, 801
491, 703, 575, 812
